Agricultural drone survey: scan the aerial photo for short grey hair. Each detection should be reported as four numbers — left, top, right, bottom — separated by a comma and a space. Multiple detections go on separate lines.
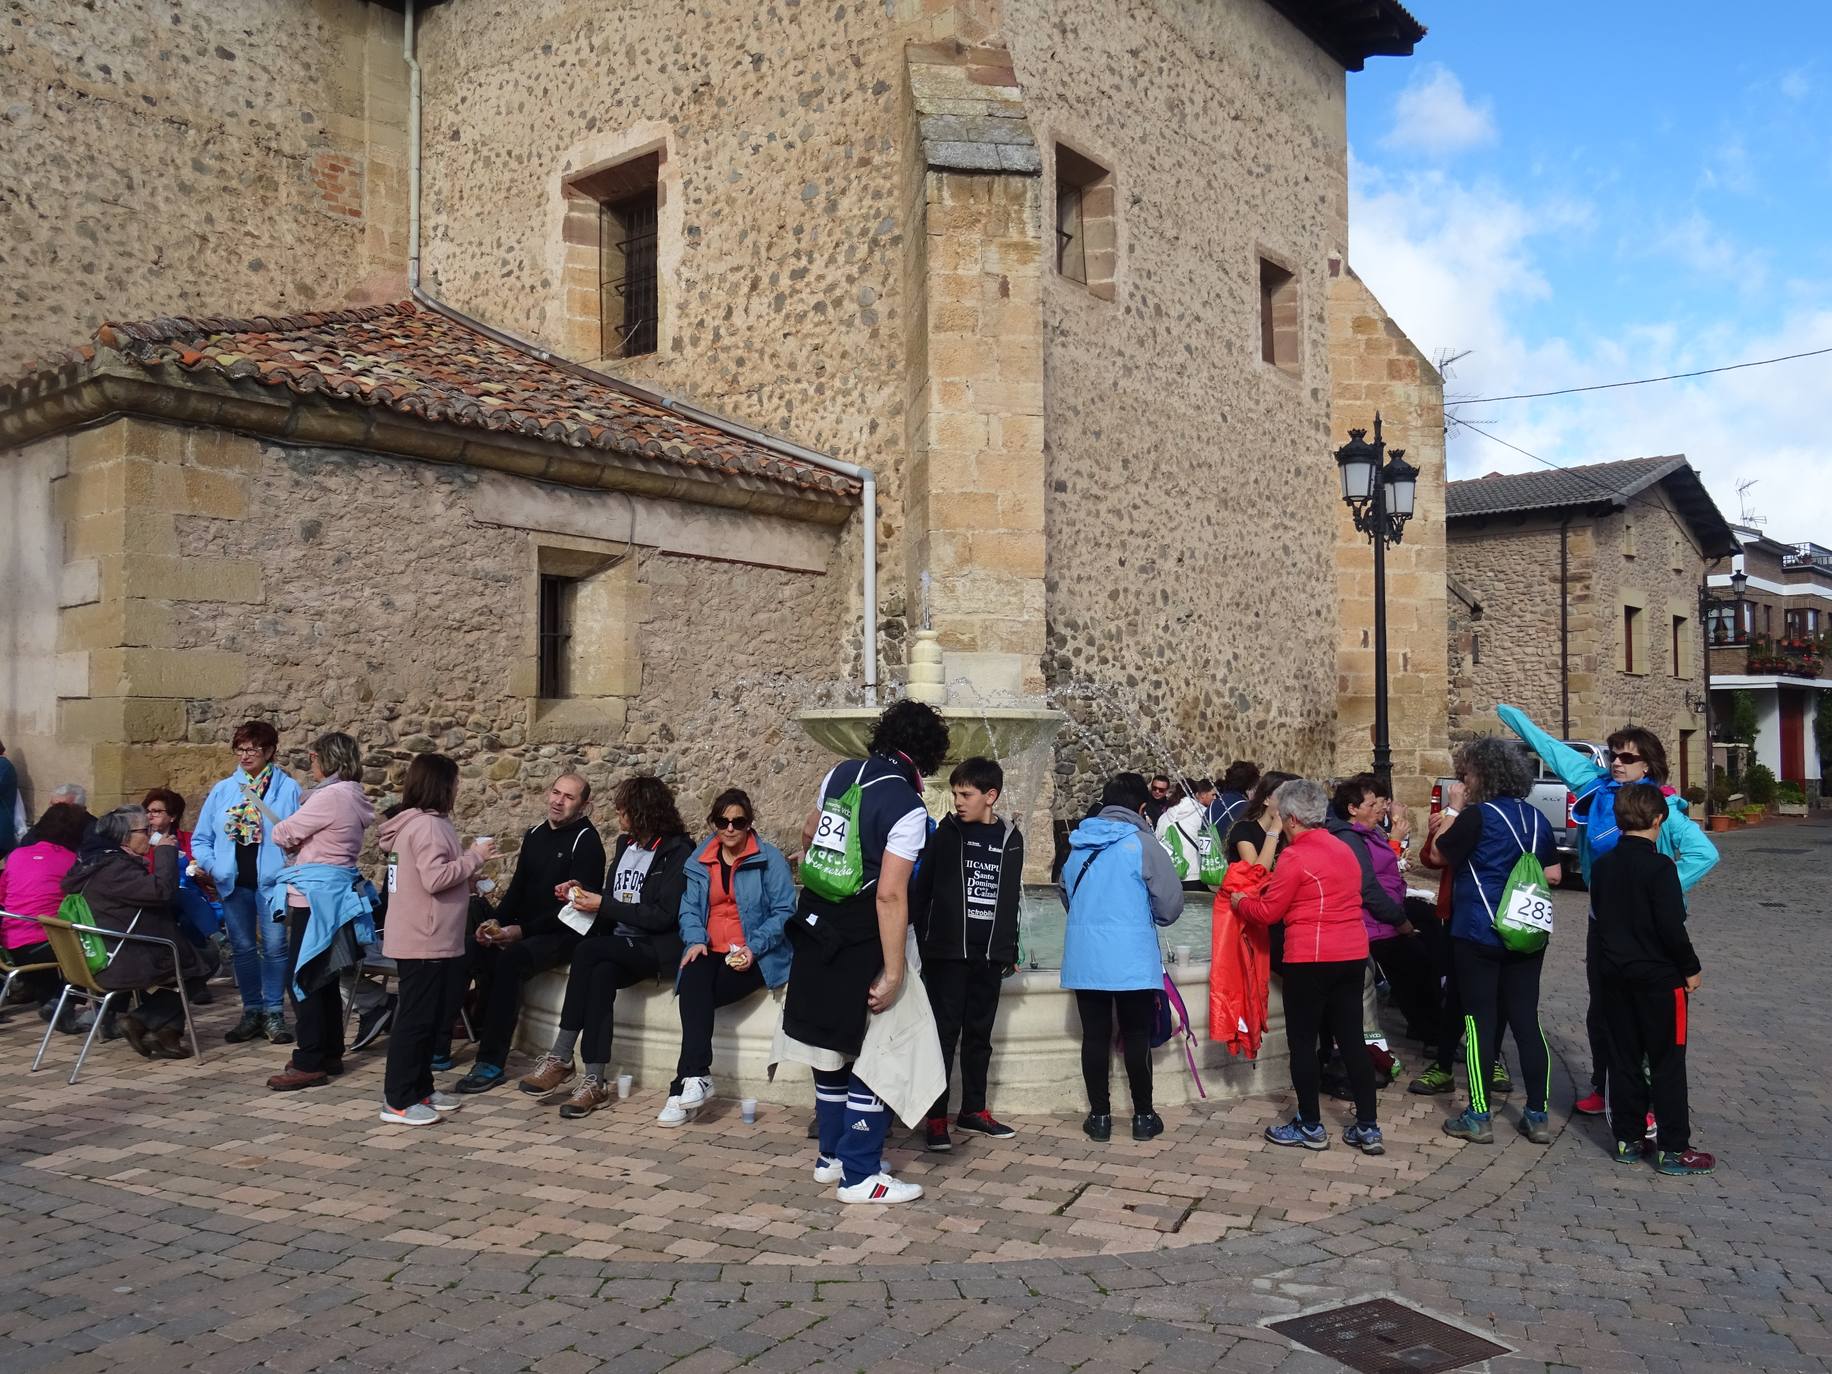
95, 805, 147, 848
1271, 778, 1329, 829
51, 782, 88, 808
311, 732, 363, 783
1455, 736, 1534, 804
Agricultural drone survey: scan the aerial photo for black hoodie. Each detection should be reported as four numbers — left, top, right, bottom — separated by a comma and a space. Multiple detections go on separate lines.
911, 813, 1024, 965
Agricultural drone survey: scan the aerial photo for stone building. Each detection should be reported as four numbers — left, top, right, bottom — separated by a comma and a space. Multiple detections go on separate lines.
1706, 525, 1831, 796
1446, 456, 1738, 794
2, 0, 1427, 834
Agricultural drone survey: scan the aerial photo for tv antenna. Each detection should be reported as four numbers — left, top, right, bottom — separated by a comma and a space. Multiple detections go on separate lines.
1736, 479, 1765, 528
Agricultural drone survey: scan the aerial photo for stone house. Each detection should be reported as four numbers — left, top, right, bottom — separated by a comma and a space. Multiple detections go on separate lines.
1, 0, 1428, 837
1446, 456, 1738, 795
1706, 526, 1831, 796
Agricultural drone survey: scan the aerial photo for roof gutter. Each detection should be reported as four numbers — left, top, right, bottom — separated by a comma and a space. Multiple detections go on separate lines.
400, 0, 877, 703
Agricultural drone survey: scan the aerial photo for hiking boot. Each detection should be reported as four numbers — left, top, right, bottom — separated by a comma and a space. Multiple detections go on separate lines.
1518, 1109, 1552, 1144
224, 1011, 265, 1044
1131, 1112, 1165, 1141
1655, 1148, 1716, 1177
455, 1062, 506, 1093
151, 1026, 192, 1060
1409, 1065, 1455, 1095
1343, 1123, 1385, 1155
956, 1110, 1016, 1140
351, 997, 395, 1052
836, 1171, 922, 1205
261, 1013, 293, 1046
924, 1117, 953, 1152
517, 1054, 574, 1097
558, 1075, 612, 1119
1573, 1090, 1607, 1116
1488, 1059, 1513, 1097
1442, 1108, 1494, 1143
119, 1011, 155, 1060
267, 1065, 330, 1091
430, 1052, 456, 1072
1082, 1112, 1112, 1143
1266, 1119, 1329, 1150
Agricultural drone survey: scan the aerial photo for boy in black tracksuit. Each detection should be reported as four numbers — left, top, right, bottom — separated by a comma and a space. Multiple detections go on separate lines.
1588, 784, 1713, 1177
912, 756, 1024, 1154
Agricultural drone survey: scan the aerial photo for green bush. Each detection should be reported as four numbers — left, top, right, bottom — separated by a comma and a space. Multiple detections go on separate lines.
1724, 690, 1760, 747
1746, 762, 1779, 807
1777, 781, 1805, 804
1709, 770, 1732, 811
1683, 785, 1706, 807
1817, 701, 1832, 779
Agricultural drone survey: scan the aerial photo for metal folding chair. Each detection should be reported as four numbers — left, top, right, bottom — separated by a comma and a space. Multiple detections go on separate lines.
31, 915, 205, 1084
342, 952, 475, 1043
0, 913, 60, 1014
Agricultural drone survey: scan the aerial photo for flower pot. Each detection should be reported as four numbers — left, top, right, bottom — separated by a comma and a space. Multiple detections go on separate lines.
1708, 815, 1733, 833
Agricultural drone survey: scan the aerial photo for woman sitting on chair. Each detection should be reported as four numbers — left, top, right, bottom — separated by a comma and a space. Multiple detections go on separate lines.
59, 805, 210, 1059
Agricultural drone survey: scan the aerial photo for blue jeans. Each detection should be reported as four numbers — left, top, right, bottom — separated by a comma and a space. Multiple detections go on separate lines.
222, 887, 287, 1015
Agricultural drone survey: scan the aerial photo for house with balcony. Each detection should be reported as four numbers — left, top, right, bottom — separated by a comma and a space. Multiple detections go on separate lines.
1706, 526, 1832, 797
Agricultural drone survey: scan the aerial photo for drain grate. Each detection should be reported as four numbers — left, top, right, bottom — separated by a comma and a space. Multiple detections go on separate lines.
1270, 1298, 1509, 1373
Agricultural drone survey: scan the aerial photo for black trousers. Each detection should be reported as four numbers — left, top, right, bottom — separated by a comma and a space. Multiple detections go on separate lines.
384, 956, 468, 1110
1585, 921, 1611, 1095
1453, 938, 1549, 1113
923, 960, 1005, 1119
1425, 915, 1465, 1072
286, 906, 345, 1072
471, 926, 579, 1068
1371, 933, 1437, 1036
560, 934, 660, 1065
672, 954, 765, 1093
1282, 960, 1378, 1126
1600, 975, 1692, 1152
1075, 988, 1157, 1116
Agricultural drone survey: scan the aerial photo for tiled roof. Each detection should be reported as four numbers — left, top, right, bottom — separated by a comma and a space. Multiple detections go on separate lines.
3, 301, 858, 502
1448, 455, 1739, 558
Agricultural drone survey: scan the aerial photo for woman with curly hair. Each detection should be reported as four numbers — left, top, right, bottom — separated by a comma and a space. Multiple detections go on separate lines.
521, 776, 692, 1120
1427, 735, 1562, 1145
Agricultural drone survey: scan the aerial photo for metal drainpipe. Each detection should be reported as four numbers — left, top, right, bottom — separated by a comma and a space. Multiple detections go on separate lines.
1559, 515, 1571, 739
399, 1, 878, 703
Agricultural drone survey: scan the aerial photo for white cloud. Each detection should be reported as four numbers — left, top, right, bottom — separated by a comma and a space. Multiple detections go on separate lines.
1647, 210, 1766, 287
1697, 136, 1757, 195
1381, 66, 1497, 158
1780, 67, 1811, 101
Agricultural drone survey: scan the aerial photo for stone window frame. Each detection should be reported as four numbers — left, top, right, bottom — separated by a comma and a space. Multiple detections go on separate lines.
1051, 141, 1118, 302
553, 127, 678, 365
1669, 605, 1693, 681
1256, 247, 1302, 377
520, 533, 643, 744
1620, 592, 1647, 676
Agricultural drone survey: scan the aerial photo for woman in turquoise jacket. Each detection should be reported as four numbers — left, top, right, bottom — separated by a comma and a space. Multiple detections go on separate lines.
1497, 705, 1718, 1113
658, 788, 796, 1127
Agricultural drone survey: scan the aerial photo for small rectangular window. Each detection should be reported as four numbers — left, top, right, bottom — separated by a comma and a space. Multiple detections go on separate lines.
538, 574, 574, 699
1623, 604, 1643, 673
1672, 614, 1688, 678
1259, 258, 1298, 373
1054, 145, 1116, 299
566, 153, 662, 361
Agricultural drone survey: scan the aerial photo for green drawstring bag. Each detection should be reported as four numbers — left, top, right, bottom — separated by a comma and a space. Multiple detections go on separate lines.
801, 776, 865, 902
1197, 823, 1227, 886
57, 892, 111, 972
1160, 824, 1193, 881
1477, 803, 1554, 953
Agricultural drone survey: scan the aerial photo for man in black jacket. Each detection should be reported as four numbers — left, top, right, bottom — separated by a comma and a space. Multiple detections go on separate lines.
1589, 784, 1712, 1176
454, 774, 605, 1092
911, 757, 1023, 1153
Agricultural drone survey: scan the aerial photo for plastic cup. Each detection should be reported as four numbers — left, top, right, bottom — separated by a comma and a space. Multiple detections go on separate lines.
740, 1098, 758, 1124
615, 1074, 633, 1100
1174, 944, 1192, 966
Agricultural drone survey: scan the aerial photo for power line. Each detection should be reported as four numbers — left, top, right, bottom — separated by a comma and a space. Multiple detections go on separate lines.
1454, 344, 1832, 405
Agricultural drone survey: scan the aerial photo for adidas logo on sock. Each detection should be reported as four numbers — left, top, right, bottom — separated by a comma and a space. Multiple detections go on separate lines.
849, 1119, 871, 1131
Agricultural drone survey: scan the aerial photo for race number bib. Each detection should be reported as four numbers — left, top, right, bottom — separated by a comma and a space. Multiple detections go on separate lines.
386, 851, 398, 895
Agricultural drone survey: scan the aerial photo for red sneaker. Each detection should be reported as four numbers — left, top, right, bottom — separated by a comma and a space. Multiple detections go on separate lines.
1573, 1091, 1606, 1116
923, 1117, 952, 1153
1655, 1148, 1715, 1177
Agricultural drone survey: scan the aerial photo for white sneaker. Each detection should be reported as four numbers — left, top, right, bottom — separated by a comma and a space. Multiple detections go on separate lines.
658, 1096, 688, 1127
813, 1153, 843, 1184
379, 1102, 440, 1127
836, 1171, 923, 1205
679, 1075, 714, 1109
425, 1092, 462, 1114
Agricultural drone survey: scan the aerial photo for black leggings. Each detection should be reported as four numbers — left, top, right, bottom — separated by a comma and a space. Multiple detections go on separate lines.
560, 935, 660, 1066
1282, 960, 1377, 1126
1453, 938, 1549, 1113
671, 953, 765, 1093
1075, 989, 1157, 1116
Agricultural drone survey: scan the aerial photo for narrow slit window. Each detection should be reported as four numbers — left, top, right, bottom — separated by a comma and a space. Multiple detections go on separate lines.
538, 573, 575, 700
1054, 145, 1116, 299
1259, 258, 1299, 373
601, 188, 659, 358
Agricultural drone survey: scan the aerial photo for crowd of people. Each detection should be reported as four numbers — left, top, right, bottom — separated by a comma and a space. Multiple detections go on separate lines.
0, 693, 1721, 1206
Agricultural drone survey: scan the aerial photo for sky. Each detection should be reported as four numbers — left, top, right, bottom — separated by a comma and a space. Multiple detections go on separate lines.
1345, 2, 1832, 545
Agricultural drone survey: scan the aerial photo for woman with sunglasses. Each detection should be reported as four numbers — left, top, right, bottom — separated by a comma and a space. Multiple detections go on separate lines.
1497, 706, 1718, 1114
656, 788, 796, 1126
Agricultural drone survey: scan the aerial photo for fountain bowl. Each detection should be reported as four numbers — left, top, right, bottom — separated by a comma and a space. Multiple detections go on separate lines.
795, 703, 1067, 764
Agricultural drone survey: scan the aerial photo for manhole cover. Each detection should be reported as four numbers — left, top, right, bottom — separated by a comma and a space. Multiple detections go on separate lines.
1270, 1298, 1509, 1373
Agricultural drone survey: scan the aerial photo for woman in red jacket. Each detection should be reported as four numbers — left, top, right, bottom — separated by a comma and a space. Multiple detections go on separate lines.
1230, 778, 1383, 1154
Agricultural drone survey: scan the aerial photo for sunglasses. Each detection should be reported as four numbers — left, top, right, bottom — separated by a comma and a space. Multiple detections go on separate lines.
1611, 751, 1643, 765
713, 816, 752, 831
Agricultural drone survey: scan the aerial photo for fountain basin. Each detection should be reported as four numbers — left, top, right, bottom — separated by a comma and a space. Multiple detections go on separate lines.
795, 704, 1066, 770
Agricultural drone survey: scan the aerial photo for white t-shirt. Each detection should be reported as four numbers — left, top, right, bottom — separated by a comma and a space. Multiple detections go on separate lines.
609, 841, 657, 935
817, 764, 928, 862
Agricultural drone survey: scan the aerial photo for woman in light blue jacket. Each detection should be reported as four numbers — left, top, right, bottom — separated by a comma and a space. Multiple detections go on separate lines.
190, 721, 302, 1045
1060, 772, 1183, 1144
658, 788, 796, 1127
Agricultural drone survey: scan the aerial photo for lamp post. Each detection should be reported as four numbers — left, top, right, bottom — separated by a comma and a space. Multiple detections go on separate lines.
1335, 413, 1420, 788
1696, 567, 1749, 819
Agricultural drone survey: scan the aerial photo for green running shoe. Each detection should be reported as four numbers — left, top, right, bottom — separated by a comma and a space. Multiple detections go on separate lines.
1612, 1139, 1645, 1166
1488, 1058, 1513, 1097
1408, 1065, 1455, 1095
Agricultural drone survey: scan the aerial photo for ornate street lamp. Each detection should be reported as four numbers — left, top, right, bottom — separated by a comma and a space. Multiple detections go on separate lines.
1696, 565, 1750, 819
1334, 414, 1418, 787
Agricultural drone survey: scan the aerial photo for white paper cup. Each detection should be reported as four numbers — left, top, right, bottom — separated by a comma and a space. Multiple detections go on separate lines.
615, 1074, 633, 1100
740, 1098, 758, 1124
1174, 944, 1192, 965
475, 835, 494, 847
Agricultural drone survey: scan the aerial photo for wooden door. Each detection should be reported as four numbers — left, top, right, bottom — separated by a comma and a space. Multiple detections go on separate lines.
1780, 689, 1806, 783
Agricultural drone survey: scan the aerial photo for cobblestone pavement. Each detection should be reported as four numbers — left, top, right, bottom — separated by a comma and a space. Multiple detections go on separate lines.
1, 819, 1826, 1372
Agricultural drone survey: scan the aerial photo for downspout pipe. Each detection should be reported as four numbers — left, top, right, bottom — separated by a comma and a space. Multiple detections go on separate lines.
399, 1, 878, 703
1559, 515, 1571, 740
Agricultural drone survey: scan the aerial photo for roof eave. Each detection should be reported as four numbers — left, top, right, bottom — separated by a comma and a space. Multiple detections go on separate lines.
1262, 0, 1426, 72
0, 358, 854, 527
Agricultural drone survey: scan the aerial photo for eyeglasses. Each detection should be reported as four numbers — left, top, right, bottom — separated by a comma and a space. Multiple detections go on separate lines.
713, 816, 752, 831
127, 827, 149, 835
1611, 751, 1643, 765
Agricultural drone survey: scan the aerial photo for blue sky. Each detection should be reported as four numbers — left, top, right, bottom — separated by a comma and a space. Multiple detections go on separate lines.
1345, 2, 1832, 542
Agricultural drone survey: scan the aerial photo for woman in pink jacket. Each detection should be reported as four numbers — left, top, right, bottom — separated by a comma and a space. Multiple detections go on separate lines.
1230, 777, 1384, 1155
374, 754, 497, 1127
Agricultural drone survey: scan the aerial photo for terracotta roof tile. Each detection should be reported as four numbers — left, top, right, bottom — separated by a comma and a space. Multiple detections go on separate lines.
7, 302, 857, 502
